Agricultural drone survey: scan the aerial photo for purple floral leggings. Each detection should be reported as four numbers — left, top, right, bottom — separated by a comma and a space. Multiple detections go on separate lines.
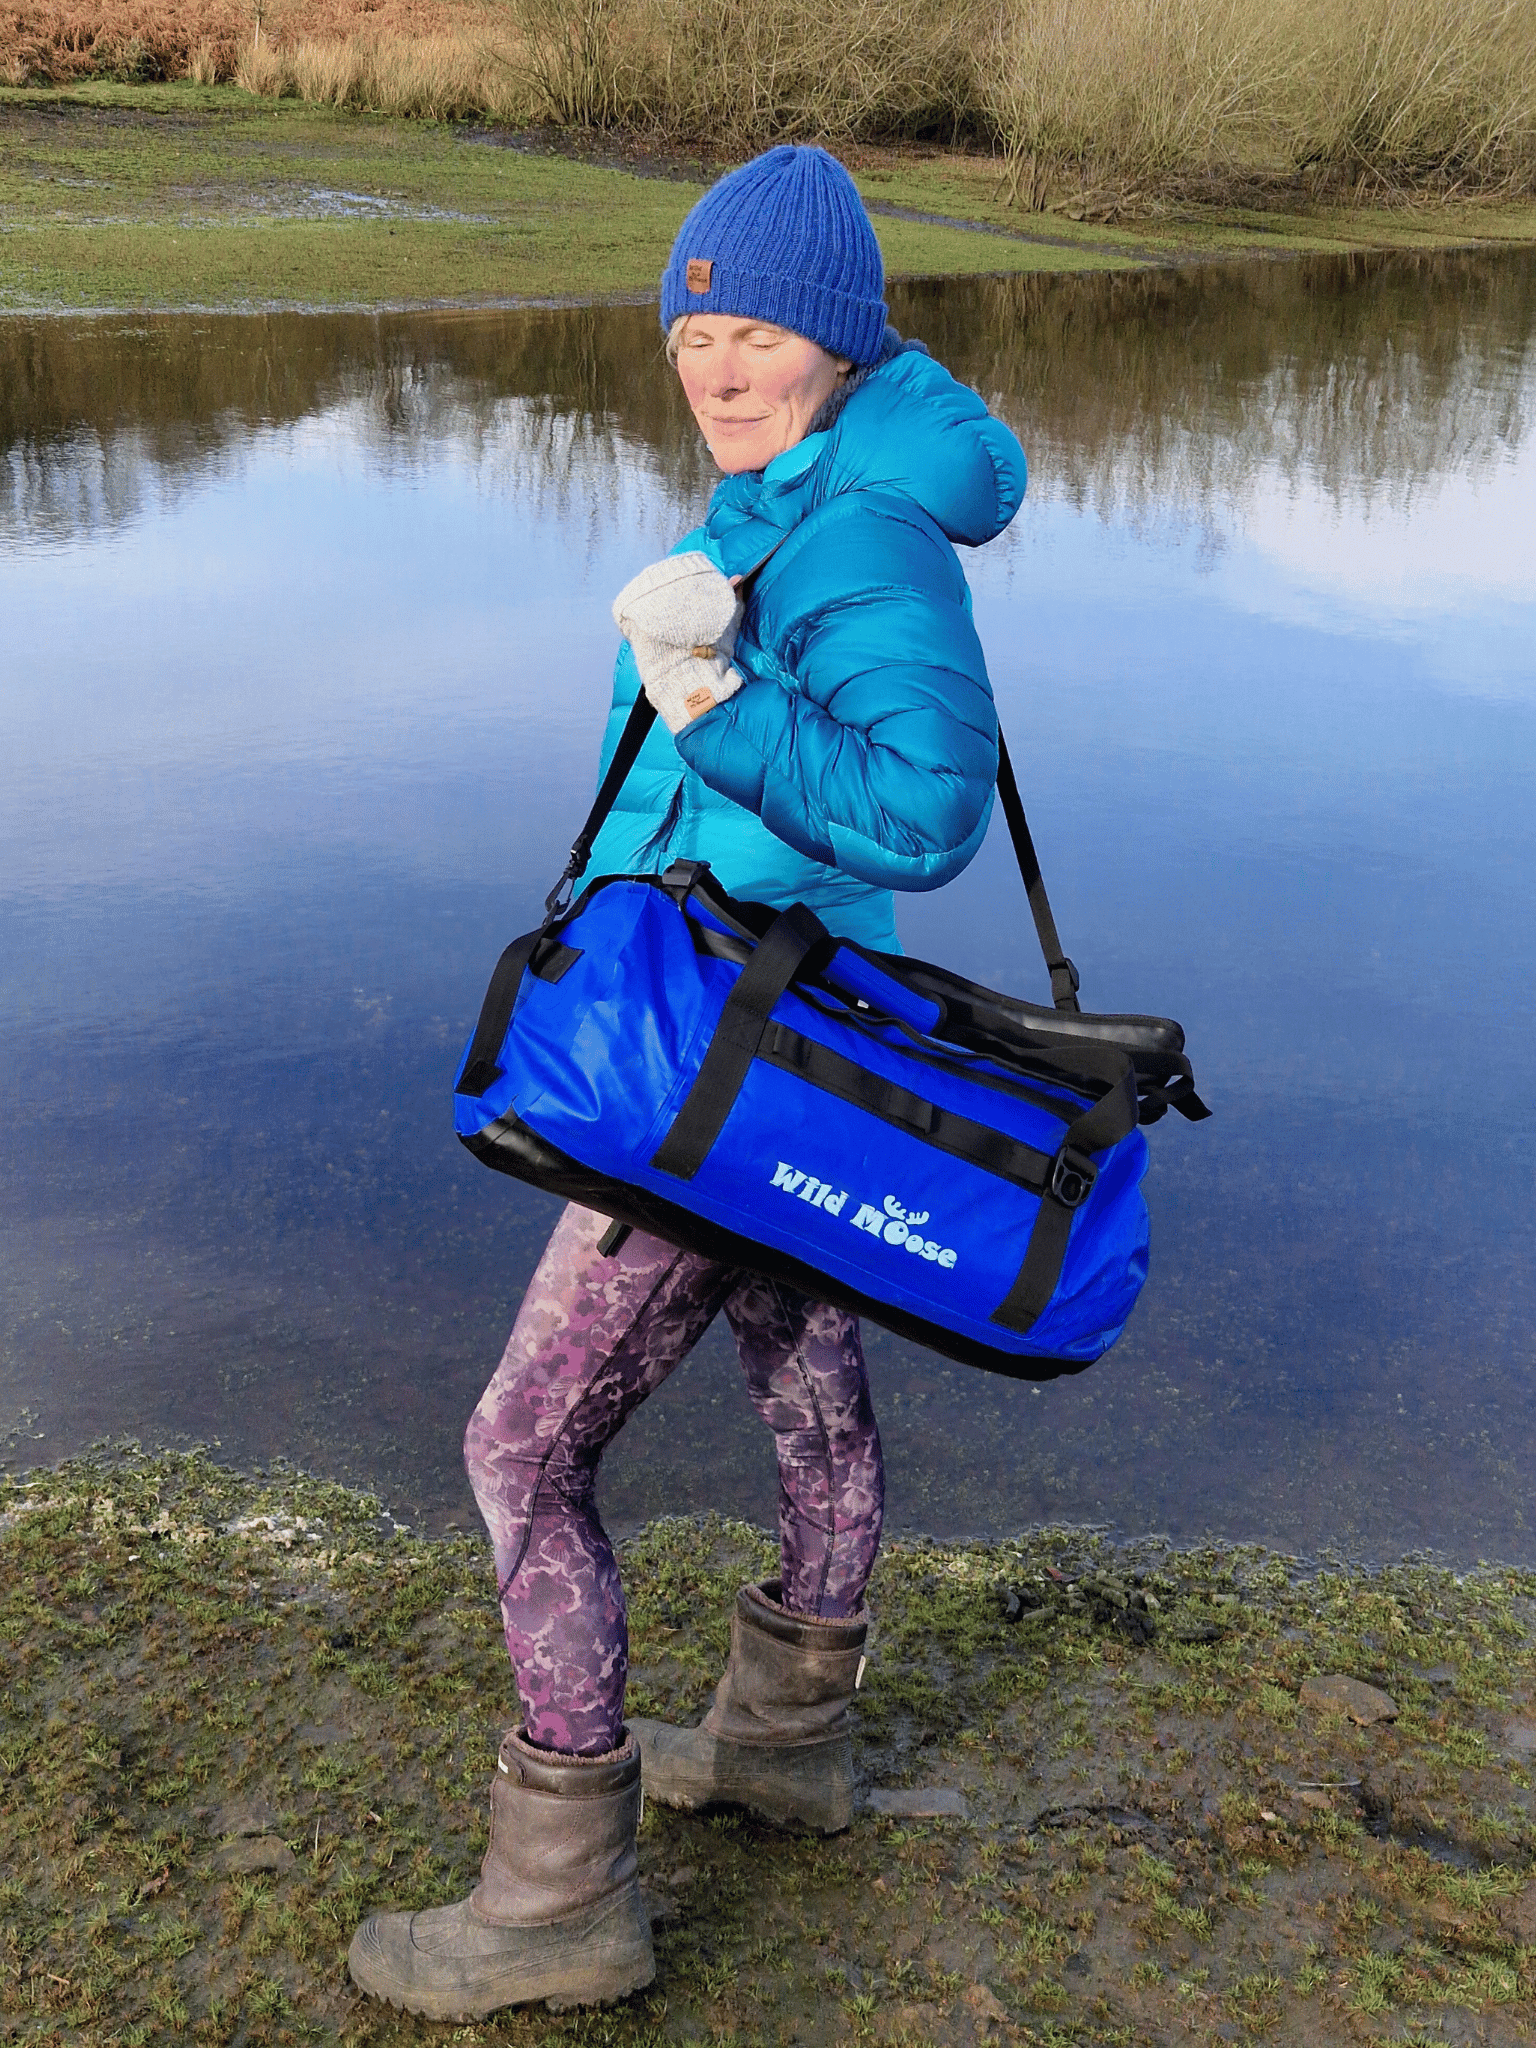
464, 1202, 885, 1756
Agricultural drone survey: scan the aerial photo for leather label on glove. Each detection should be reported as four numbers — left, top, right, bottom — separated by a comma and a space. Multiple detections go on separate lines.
683, 684, 718, 718
686, 258, 713, 292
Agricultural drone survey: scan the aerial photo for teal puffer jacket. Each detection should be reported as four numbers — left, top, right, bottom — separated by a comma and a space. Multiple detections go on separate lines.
586, 345, 1027, 951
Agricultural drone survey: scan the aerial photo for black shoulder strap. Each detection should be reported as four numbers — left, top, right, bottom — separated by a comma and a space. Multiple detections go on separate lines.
541, 543, 784, 924
995, 733, 1081, 1014
550, 705, 1082, 1015
541, 690, 658, 924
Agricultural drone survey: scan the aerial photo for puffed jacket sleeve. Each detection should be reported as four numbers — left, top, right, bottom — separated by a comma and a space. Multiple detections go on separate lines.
671, 494, 999, 892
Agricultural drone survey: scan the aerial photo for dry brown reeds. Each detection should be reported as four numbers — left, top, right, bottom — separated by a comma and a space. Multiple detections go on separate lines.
1281, 0, 1536, 192
232, 22, 526, 116
0, 0, 474, 86
4, 0, 1534, 204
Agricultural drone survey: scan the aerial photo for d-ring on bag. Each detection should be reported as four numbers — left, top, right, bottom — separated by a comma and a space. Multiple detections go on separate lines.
454, 697, 1208, 1382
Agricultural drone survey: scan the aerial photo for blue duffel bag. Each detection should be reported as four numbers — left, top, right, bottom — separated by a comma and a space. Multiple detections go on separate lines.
454, 703, 1207, 1381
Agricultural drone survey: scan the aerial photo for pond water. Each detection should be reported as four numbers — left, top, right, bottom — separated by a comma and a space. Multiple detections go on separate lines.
3, 252, 1534, 1562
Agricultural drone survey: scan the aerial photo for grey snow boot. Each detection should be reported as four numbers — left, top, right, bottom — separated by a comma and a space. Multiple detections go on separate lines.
631, 1580, 866, 1834
348, 1728, 653, 2019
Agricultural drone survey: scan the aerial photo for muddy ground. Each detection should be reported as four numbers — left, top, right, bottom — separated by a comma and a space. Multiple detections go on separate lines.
1, 1449, 1534, 2045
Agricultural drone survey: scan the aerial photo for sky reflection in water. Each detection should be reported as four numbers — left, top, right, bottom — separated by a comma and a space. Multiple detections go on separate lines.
2, 255, 1534, 1559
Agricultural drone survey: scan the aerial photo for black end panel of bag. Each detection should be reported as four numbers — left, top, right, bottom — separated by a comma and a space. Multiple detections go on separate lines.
885, 954, 1208, 1127
463, 1110, 1097, 1384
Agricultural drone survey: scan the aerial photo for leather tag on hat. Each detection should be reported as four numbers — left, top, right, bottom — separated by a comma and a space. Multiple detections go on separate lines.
686, 257, 713, 292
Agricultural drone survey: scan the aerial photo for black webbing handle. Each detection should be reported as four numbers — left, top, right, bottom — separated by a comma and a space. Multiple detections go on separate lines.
995, 732, 1080, 1014
455, 929, 542, 1097
650, 903, 833, 1180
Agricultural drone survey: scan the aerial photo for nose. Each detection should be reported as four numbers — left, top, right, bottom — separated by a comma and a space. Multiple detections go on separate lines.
703, 344, 747, 398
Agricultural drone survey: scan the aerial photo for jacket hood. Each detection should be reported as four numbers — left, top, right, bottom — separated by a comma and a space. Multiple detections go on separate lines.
702, 347, 1026, 573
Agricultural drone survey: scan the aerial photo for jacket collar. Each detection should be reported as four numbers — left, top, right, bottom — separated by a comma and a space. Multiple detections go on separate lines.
702, 432, 828, 578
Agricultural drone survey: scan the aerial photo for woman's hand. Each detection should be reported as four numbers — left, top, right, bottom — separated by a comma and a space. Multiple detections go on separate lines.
612, 553, 745, 732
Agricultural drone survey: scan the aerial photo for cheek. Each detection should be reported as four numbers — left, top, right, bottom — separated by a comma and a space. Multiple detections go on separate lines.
676, 358, 707, 410
754, 363, 804, 411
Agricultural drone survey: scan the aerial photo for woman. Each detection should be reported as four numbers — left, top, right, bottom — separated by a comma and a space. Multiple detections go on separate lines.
350, 143, 1026, 2020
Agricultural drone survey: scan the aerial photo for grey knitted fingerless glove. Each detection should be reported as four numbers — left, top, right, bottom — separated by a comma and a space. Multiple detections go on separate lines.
612, 552, 744, 734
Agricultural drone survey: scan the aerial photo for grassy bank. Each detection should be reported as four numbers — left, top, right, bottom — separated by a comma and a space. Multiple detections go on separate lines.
4, 85, 1535, 313
0, 86, 1148, 311
4, 0, 1535, 213
2, 1447, 1534, 2044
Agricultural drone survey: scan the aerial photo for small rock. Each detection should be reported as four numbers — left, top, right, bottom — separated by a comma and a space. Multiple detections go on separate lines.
963, 1981, 1010, 2023
998, 1584, 1047, 1623
868, 1787, 969, 1819
1501, 1720, 1536, 1756
1298, 1789, 1333, 1810
206, 1801, 279, 1840
1299, 1675, 1398, 1725
665, 1865, 696, 1889
213, 1834, 294, 1875
1408, 1664, 1458, 1690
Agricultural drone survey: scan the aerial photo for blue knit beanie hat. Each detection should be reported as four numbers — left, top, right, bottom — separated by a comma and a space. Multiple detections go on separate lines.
660, 145, 888, 367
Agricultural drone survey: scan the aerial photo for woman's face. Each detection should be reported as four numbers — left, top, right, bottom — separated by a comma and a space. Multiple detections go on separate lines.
675, 317, 851, 474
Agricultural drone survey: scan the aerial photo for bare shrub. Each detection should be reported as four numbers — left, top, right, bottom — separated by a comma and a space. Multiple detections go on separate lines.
504, 0, 621, 126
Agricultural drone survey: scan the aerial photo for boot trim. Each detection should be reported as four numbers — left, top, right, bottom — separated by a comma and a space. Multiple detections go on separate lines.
495, 1727, 640, 1798
742, 1580, 867, 1653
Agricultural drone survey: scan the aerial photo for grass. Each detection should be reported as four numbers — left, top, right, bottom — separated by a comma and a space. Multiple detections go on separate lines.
0, 84, 1139, 312
1, 1446, 1534, 2044
4, 83, 1534, 314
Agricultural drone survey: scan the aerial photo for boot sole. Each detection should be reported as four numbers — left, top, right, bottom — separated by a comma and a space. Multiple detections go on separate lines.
632, 1720, 854, 1834
349, 1898, 654, 2019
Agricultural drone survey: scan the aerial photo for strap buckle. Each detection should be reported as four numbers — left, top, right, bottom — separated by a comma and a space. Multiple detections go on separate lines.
543, 850, 583, 925
1050, 1145, 1098, 1209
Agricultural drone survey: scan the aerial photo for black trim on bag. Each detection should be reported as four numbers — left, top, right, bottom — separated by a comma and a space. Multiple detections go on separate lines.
531, 939, 582, 983
989, 1067, 1141, 1332
462, 1114, 1098, 1385
757, 1024, 1057, 1196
